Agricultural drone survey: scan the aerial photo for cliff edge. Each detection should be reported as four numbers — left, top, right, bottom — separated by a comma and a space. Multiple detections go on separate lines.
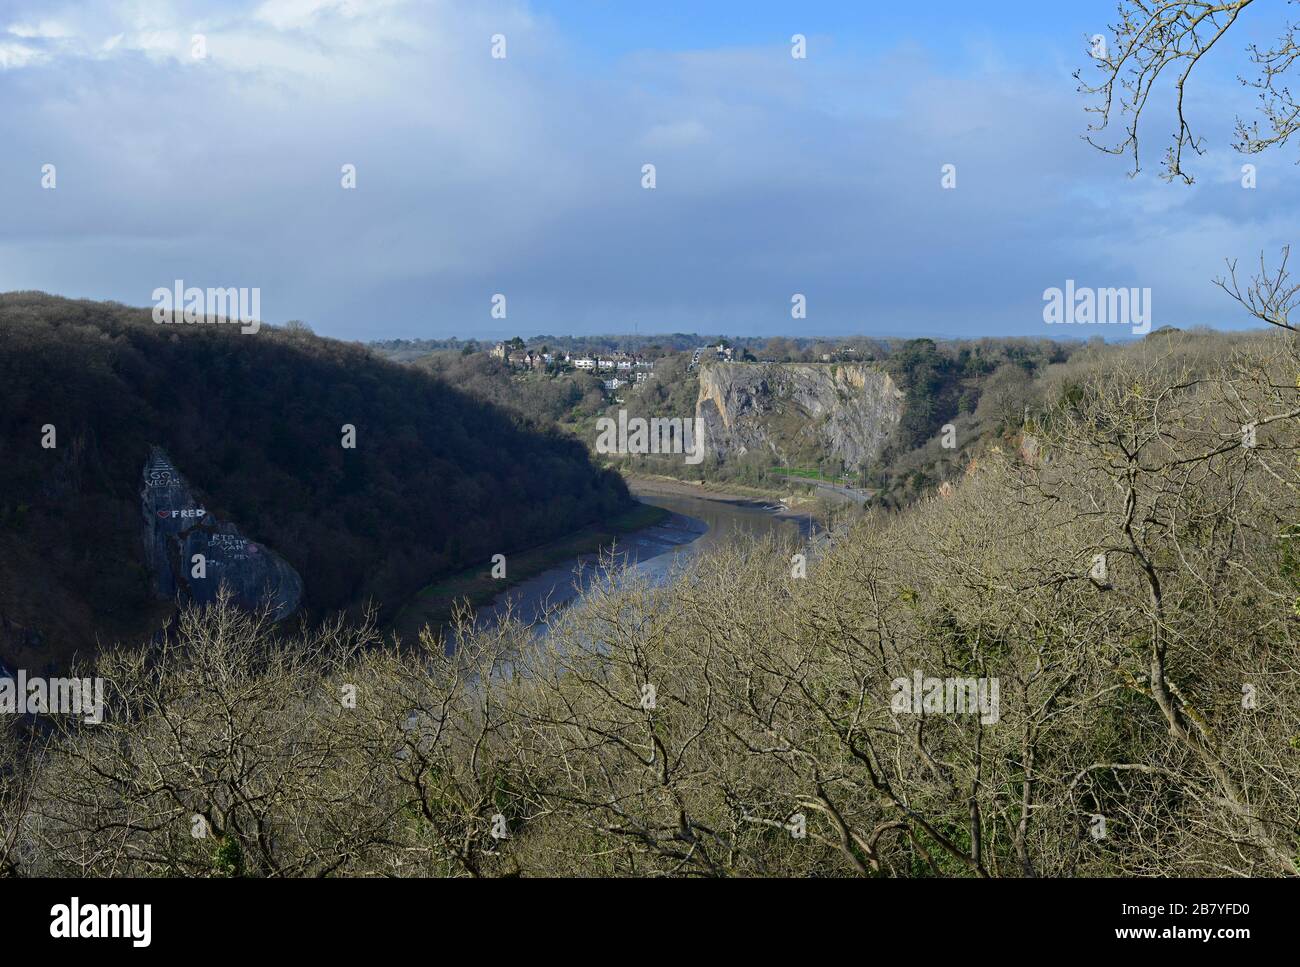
696, 363, 903, 470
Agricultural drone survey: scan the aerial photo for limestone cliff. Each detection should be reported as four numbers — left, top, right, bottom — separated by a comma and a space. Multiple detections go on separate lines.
141, 448, 303, 620
696, 363, 903, 470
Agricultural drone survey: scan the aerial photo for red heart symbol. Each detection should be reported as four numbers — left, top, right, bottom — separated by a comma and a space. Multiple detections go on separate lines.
157, 510, 170, 519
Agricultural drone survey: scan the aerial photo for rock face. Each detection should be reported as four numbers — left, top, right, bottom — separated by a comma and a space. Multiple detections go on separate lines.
696, 363, 904, 470
141, 448, 303, 620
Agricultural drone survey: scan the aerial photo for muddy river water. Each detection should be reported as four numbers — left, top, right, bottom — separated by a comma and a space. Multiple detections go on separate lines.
473, 486, 809, 633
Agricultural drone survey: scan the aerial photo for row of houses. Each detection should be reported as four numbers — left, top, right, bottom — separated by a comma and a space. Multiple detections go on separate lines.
572, 353, 654, 373
491, 346, 555, 370
490, 343, 655, 376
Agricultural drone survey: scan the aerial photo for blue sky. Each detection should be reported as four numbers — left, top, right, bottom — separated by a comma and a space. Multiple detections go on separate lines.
0, 0, 1295, 340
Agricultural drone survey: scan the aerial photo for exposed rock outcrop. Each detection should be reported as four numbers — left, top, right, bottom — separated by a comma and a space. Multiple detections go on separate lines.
696, 363, 903, 470
141, 448, 302, 620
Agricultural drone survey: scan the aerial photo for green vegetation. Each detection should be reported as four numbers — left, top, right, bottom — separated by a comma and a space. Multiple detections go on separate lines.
864, 336, 1074, 505
771, 467, 853, 486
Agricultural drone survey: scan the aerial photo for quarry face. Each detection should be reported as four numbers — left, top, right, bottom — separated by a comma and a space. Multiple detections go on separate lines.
695, 363, 904, 470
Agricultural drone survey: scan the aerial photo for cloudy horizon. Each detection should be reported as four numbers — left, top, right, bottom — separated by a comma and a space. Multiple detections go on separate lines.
1, 0, 1294, 340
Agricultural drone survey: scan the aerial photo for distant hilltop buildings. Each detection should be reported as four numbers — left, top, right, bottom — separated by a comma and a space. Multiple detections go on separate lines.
490, 342, 654, 380
481, 339, 873, 378
689, 344, 734, 369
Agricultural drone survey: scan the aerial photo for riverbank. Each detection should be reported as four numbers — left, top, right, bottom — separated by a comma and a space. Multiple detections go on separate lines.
469, 481, 809, 637
625, 473, 820, 521
389, 501, 669, 642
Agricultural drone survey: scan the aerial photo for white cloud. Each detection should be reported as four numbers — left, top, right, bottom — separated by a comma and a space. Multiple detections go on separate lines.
0, 40, 44, 68
7, 20, 72, 39
253, 0, 395, 30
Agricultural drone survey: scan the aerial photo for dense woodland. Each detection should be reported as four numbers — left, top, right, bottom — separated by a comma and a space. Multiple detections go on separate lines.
0, 293, 629, 671
2, 324, 1295, 877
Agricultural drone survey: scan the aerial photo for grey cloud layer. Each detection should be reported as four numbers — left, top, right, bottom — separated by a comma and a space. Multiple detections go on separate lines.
0, 0, 1289, 338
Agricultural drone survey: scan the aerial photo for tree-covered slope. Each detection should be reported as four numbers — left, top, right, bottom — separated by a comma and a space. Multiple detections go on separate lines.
0, 292, 629, 670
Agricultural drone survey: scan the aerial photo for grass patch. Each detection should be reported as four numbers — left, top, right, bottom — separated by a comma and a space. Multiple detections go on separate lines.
771, 467, 852, 486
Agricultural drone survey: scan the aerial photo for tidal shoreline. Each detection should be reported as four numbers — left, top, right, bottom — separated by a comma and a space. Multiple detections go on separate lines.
391, 472, 825, 642
624, 474, 817, 522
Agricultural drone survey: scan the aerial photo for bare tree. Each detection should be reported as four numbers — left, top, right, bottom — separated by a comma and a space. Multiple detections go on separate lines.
1076, 0, 1288, 182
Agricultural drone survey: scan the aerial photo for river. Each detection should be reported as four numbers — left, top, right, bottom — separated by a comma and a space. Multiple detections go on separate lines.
473, 484, 809, 633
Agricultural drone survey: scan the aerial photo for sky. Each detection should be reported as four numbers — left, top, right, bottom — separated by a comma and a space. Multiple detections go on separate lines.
0, 0, 1296, 341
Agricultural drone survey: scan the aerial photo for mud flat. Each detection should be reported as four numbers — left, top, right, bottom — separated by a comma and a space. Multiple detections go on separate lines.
625, 474, 818, 520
